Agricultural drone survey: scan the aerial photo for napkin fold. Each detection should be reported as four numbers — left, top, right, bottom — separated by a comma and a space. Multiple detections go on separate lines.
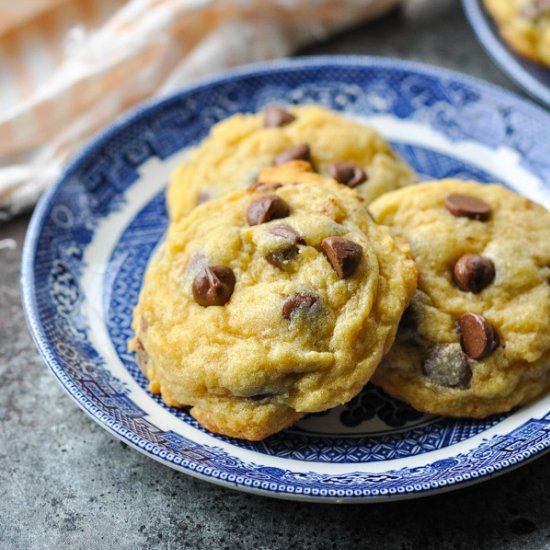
0, 0, 400, 221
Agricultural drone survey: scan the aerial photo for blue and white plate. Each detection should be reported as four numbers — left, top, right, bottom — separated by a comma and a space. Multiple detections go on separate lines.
22, 57, 550, 502
462, 0, 550, 108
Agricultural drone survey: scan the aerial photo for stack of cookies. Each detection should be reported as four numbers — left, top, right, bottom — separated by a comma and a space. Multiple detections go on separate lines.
130, 105, 550, 441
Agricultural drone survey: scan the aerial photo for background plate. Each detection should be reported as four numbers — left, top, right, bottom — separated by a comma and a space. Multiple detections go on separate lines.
22, 56, 550, 502
462, 0, 550, 108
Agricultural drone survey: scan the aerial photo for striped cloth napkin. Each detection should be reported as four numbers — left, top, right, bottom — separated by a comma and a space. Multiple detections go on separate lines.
0, 0, 399, 221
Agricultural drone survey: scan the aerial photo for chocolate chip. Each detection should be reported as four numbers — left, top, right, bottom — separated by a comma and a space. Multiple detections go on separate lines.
282, 293, 317, 320
329, 162, 367, 188
196, 191, 211, 205
266, 224, 305, 269
269, 224, 306, 245
247, 180, 283, 193
266, 246, 299, 269
453, 254, 495, 293
246, 195, 290, 226
458, 313, 499, 360
321, 237, 362, 279
444, 194, 491, 221
263, 105, 296, 128
397, 306, 421, 346
192, 265, 236, 307
422, 344, 472, 389
274, 144, 312, 166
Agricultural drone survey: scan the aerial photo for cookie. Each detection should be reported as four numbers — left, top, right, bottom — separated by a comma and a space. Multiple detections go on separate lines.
369, 179, 550, 418
167, 104, 415, 222
484, 0, 550, 66
130, 162, 417, 440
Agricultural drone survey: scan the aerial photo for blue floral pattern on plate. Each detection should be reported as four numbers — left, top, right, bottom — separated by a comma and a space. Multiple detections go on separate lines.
22, 57, 550, 502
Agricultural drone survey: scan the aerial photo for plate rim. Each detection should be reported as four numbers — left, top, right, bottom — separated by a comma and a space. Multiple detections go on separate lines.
462, 0, 550, 108
21, 55, 550, 503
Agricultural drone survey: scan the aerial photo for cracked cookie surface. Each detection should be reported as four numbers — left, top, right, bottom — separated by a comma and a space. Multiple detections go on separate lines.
167, 104, 415, 222
370, 179, 550, 418
130, 162, 417, 440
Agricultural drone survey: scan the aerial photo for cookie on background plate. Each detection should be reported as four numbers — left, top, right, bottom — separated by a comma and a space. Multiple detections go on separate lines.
130, 162, 417, 440
484, 0, 550, 66
167, 104, 415, 222
369, 179, 550, 418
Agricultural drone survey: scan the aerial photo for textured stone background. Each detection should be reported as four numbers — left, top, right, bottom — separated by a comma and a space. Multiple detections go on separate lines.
2, 1, 550, 549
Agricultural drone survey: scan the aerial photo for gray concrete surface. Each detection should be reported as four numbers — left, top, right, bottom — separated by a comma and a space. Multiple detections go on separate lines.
2, 1, 550, 549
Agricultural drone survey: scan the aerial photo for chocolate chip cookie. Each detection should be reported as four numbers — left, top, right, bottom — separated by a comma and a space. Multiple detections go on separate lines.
484, 0, 550, 66
130, 162, 417, 440
167, 104, 415, 222
369, 179, 550, 418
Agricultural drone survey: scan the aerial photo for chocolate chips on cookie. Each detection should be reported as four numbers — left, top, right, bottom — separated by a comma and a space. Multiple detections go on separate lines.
423, 344, 472, 389
370, 179, 550, 419
329, 162, 367, 188
458, 313, 499, 360
269, 224, 305, 244
131, 161, 417, 440
167, 105, 415, 222
444, 194, 491, 221
263, 105, 296, 128
453, 254, 495, 293
265, 246, 299, 269
274, 143, 312, 166
247, 195, 290, 225
282, 293, 318, 320
192, 265, 236, 307
321, 237, 362, 279
265, 224, 306, 269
